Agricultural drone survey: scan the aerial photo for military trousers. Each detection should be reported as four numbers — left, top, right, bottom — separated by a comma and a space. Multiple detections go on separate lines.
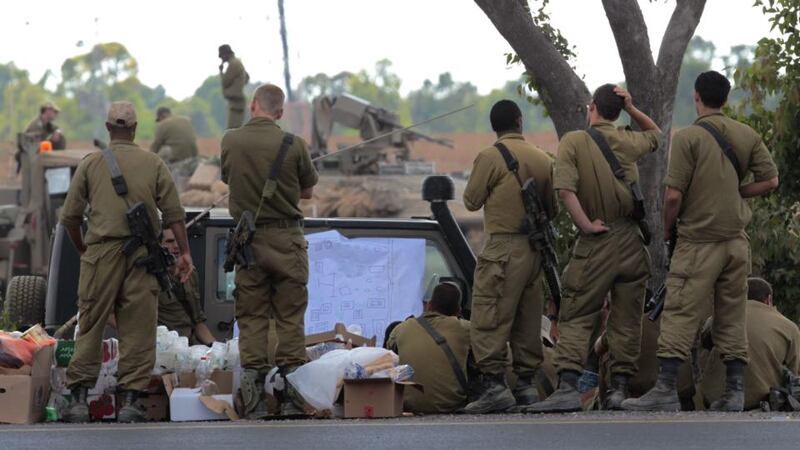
657, 236, 750, 363
67, 240, 158, 391
226, 98, 246, 129
470, 233, 543, 378
235, 226, 309, 372
555, 220, 651, 377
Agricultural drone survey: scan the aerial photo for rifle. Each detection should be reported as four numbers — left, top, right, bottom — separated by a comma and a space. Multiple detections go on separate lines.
521, 178, 563, 314
122, 202, 175, 294
645, 226, 678, 321
223, 210, 255, 273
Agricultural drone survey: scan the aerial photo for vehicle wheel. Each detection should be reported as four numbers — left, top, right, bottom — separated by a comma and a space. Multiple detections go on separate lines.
5, 275, 47, 327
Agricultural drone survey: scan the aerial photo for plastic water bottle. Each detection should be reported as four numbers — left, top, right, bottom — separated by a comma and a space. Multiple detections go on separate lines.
196, 356, 212, 388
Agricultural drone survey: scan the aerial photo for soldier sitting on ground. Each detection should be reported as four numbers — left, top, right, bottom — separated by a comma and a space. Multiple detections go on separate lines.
26, 101, 66, 150
386, 282, 471, 413
698, 277, 800, 410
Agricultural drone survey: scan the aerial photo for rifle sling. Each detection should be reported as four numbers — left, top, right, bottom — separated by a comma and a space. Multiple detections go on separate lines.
585, 128, 647, 220
100, 146, 129, 197
415, 316, 469, 392
270, 133, 296, 181
695, 122, 744, 183
493, 142, 525, 188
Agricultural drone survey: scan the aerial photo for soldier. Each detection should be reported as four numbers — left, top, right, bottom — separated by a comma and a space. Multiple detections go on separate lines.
221, 84, 318, 418
26, 101, 66, 149
150, 107, 199, 164
528, 85, 661, 413
218, 44, 249, 129
462, 99, 557, 413
386, 282, 471, 413
59, 101, 192, 422
622, 71, 779, 412
699, 278, 800, 410
158, 228, 215, 345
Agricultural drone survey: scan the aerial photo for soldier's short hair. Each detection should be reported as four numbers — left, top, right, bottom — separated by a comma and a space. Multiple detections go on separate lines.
592, 84, 624, 121
218, 44, 233, 56
253, 84, 285, 115
490, 99, 522, 133
428, 282, 462, 317
747, 277, 772, 303
695, 71, 730, 109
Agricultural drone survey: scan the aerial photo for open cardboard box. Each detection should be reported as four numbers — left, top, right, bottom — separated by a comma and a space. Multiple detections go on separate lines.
343, 378, 422, 419
0, 346, 54, 424
163, 370, 238, 422
305, 323, 376, 348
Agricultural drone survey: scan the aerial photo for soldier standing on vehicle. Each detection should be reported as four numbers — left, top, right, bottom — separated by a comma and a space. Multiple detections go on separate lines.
218, 44, 249, 129
26, 101, 66, 149
622, 71, 779, 412
528, 85, 661, 413
59, 101, 193, 423
150, 107, 199, 164
462, 100, 557, 414
221, 84, 318, 418
158, 227, 215, 345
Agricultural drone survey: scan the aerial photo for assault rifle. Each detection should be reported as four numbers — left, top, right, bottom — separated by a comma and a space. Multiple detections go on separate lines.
122, 202, 175, 294
223, 210, 255, 273
645, 226, 678, 321
521, 178, 562, 314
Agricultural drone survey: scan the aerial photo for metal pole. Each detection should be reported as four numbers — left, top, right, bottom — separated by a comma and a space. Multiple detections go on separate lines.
278, 0, 294, 102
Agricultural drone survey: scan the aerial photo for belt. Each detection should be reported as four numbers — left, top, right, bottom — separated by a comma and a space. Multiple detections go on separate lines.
258, 219, 304, 229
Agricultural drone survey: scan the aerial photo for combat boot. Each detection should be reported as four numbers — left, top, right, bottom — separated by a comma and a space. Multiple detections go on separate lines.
62, 386, 90, 423
239, 368, 270, 420
621, 358, 681, 411
280, 366, 309, 417
464, 373, 516, 414
512, 376, 539, 407
709, 360, 745, 412
603, 374, 630, 410
117, 390, 147, 423
524, 370, 581, 413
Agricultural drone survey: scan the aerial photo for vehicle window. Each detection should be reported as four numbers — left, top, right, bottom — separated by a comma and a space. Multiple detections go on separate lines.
216, 238, 236, 302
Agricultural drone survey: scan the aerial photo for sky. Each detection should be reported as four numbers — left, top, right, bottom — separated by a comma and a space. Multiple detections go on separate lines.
0, 0, 774, 101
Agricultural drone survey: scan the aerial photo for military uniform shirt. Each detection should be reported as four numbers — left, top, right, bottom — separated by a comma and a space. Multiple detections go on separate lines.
149, 116, 199, 162
60, 139, 184, 244
221, 57, 248, 100
386, 312, 471, 413
666, 113, 778, 242
463, 133, 556, 235
221, 117, 318, 223
554, 122, 659, 223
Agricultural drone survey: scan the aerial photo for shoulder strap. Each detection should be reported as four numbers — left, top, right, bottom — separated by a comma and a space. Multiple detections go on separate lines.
415, 316, 468, 392
493, 142, 524, 187
695, 122, 743, 183
586, 127, 625, 180
269, 133, 295, 181
100, 147, 129, 196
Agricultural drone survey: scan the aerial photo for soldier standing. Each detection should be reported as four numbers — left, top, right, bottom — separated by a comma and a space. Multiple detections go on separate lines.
462, 100, 557, 413
218, 44, 249, 129
221, 84, 318, 418
26, 101, 66, 149
528, 85, 661, 413
60, 101, 192, 422
622, 71, 779, 412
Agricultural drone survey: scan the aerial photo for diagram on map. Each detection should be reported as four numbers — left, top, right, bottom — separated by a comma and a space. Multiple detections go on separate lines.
305, 230, 426, 345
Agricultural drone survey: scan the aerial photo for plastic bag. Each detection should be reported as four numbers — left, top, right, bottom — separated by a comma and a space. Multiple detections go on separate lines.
224, 339, 239, 370
306, 342, 346, 361
206, 342, 227, 370
373, 364, 414, 382
0, 333, 39, 366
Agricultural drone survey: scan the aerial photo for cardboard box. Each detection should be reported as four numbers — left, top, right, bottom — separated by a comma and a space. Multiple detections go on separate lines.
135, 393, 169, 421
343, 378, 420, 419
0, 346, 54, 424
163, 370, 237, 422
305, 323, 376, 348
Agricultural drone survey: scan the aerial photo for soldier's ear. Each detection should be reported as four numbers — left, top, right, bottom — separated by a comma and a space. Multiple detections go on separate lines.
275, 108, 284, 121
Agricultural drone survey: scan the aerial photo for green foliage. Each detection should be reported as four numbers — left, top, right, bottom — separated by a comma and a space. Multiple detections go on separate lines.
732, 0, 800, 319
0, 309, 16, 332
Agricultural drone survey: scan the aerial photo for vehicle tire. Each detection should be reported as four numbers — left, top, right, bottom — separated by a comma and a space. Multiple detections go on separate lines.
5, 275, 47, 327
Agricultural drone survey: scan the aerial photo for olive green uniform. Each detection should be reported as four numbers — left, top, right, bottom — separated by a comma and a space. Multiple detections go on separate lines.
657, 113, 778, 363
157, 272, 207, 343
150, 115, 199, 163
553, 123, 659, 377
221, 57, 249, 129
700, 300, 800, 410
386, 312, 471, 413
61, 139, 184, 391
26, 116, 66, 149
221, 117, 318, 372
463, 133, 556, 378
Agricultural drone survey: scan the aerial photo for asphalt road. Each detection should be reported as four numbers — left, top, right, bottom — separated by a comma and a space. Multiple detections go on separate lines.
2, 412, 799, 450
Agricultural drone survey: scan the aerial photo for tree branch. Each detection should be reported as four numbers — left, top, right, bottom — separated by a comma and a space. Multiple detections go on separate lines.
474, 0, 589, 137
657, 0, 707, 81
602, 0, 657, 84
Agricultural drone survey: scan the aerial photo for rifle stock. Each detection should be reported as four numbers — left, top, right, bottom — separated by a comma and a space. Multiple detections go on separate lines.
224, 210, 256, 273
646, 227, 678, 321
520, 178, 562, 314
123, 202, 175, 295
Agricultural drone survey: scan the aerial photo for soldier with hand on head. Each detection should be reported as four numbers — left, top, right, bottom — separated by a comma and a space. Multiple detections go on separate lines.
218, 44, 250, 129
26, 101, 66, 150
528, 84, 661, 413
623, 71, 779, 412
462, 99, 557, 414
59, 101, 192, 423
222, 84, 318, 418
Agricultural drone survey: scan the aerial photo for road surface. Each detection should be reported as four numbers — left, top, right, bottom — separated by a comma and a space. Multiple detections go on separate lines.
1, 412, 798, 449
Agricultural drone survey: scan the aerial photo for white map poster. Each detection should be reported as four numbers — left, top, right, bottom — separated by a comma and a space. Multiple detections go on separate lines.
305, 230, 426, 346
